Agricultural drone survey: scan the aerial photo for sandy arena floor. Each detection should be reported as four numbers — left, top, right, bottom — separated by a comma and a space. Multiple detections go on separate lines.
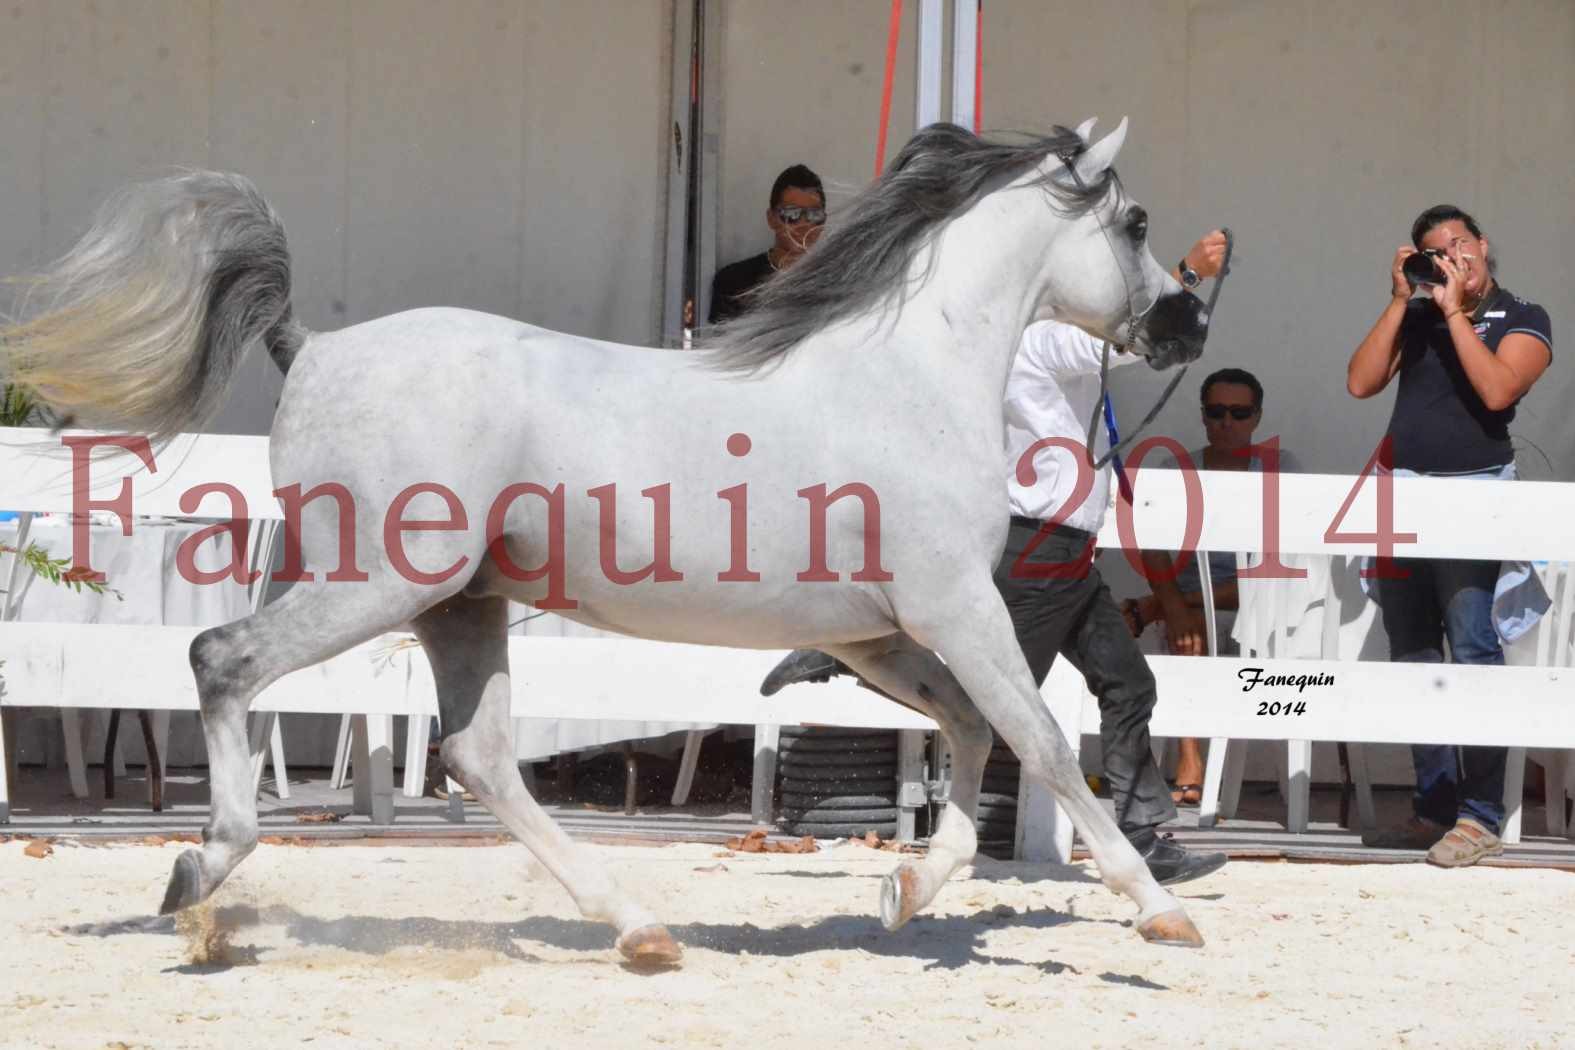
1, 838, 1572, 1049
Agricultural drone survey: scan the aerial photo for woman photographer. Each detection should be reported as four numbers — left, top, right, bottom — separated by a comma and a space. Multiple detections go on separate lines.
1346, 205, 1553, 867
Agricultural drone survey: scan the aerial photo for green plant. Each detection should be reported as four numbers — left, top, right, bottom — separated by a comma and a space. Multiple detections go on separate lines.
2, 381, 120, 600
1, 382, 37, 427
0, 542, 122, 600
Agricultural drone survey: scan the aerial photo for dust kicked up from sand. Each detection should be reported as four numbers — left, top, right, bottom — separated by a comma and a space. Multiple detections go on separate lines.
2, 839, 1572, 1049
175, 900, 245, 968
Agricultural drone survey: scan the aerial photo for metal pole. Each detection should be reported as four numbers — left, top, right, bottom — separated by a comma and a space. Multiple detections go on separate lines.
915, 0, 944, 129
660, 1, 697, 346
950, 0, 978, 130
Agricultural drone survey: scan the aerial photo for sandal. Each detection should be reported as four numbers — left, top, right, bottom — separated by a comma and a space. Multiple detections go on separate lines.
423, 748, 477, 803
432, 782, 477, 803
1170, 783, 1203, 807
1425, 817, 1503, 868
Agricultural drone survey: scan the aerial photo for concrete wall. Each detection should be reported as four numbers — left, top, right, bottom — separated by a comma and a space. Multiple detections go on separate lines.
715, 0, 1575, 480
0, 0, 671, 434
4, 0, 1570, 480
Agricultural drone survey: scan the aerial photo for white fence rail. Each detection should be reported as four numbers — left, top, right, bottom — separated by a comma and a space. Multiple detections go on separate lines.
4, 429, 1573, 850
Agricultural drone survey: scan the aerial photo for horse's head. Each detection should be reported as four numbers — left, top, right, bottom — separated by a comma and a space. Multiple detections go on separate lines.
1032, 118, 1208, 371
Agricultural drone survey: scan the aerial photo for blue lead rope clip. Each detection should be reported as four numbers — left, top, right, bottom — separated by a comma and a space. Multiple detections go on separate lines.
1102, 393, 1133, 504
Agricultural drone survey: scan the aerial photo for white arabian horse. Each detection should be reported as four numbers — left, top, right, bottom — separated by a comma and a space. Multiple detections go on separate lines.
3, 119, 1210, 963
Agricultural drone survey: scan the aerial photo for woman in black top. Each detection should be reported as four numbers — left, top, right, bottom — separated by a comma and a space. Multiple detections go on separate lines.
1346, 204, 1553, 866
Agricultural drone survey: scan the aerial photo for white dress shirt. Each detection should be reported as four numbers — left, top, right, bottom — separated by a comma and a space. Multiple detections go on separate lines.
1003, 321, 1141, 534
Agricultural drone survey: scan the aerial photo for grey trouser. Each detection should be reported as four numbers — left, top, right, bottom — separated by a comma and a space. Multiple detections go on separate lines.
992, 517, 1177, 837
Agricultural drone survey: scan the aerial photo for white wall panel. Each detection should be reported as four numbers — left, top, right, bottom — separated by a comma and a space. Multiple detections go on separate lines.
715, 0, 919, 270
209, 0, 352, 435
518, 0, 670, 344
345, 0, 527, 325
0, 3, 47, 276
1, 0, 1569, 472
39, 1, 211, 256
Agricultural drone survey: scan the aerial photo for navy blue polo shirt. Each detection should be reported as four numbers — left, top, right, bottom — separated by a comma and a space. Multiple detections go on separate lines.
1386, 284, 1553, 473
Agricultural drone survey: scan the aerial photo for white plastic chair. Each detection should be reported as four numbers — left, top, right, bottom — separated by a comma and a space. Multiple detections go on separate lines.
671, 728, 709, 806
2, 513, 101, 805
1, 513, 88, 803
1197, 551, 1374, 834
1541, 748, 1575, 840
330, 708, 464, 809
1504, 561, 1575, 843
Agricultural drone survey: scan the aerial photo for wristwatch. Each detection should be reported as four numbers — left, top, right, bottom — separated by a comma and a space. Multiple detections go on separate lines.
1178, 258, 1201, 290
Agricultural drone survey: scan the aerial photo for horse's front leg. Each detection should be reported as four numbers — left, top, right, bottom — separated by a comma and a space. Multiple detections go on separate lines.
829, 636, 994, 930
907, 583, 1203, 947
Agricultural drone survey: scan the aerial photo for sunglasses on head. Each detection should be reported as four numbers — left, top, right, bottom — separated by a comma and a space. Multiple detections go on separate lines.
1203, 404, 1257, 421
775, 205, 826, 225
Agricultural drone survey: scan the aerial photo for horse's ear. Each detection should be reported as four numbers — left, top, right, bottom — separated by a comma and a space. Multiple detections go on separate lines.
1072, 116, 1127, 184
1073, 117, 1097, 145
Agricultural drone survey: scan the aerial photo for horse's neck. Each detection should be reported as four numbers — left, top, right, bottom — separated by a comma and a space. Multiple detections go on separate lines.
873, 191, 1061, 412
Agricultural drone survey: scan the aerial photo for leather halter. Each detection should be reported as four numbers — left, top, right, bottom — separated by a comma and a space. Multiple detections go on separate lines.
1054, 144, 1234, 475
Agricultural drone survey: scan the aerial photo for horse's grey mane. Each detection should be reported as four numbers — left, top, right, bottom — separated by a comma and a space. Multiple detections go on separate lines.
704, 123, 1118, 372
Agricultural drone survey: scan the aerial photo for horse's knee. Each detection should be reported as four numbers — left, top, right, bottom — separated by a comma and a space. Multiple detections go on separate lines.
189, 624, 258, 705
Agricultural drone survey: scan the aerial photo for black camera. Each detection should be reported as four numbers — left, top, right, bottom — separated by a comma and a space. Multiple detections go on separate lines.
1402, 249, 1447, 289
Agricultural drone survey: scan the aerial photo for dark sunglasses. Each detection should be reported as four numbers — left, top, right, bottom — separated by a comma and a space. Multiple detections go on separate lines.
1203, 404, 1257, 421
775, 205, 826, 225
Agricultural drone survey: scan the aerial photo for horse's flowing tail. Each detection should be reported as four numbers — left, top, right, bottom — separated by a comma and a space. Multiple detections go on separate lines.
0, 170, 305, 440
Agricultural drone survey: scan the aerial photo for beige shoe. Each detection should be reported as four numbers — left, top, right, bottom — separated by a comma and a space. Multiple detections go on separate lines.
1361, 815, 1450, 850
432, 781, 477, 803
1425, 818, 1503, 868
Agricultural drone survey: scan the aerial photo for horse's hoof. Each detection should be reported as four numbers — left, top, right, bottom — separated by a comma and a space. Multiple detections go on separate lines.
617, 925, 682, 966
879, 863, 923, 932
160, 850, 205, 916
1137, 909, 1204, 948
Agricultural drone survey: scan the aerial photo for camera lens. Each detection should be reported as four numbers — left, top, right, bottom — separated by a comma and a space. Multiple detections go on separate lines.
1402, 252, 1445, 288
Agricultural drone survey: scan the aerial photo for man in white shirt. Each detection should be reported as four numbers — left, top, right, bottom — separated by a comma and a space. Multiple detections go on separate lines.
764, 232, 1229, 885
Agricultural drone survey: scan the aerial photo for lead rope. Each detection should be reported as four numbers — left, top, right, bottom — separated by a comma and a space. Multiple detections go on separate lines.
1054, 147, 1145, 479
1052, 147, 1234, 483
1089, 226, 1235, 474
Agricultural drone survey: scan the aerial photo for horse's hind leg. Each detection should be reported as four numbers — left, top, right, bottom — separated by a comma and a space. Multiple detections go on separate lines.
412, 595, 679, 965
829, 635, 994, 931
161, 576, 444, 915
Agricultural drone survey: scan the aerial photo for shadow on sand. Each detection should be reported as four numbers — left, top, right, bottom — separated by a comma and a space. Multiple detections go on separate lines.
64, 896, 1166, 985
754, 859, 1104, 889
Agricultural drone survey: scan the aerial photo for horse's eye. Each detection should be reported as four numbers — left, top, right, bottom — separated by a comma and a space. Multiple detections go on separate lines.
1126, 207, 1148, 243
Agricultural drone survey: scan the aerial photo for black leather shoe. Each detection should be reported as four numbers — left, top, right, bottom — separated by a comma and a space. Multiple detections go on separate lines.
1133, 832, 1227, 886
759, 648, 850, 696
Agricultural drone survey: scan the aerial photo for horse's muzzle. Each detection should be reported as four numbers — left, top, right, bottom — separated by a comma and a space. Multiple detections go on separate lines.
1137, 290, 1208, 370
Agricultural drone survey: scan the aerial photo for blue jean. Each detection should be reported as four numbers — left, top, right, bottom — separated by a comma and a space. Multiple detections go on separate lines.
1379, 550, 1507, 834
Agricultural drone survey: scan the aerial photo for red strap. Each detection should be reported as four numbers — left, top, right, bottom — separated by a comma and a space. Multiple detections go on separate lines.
874, 0, 903, 177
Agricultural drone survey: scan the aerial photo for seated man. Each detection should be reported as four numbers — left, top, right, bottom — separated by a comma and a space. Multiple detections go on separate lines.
1121, 367, 1303, 805
708, 164, 826, 324
763, 233, 1232, 886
